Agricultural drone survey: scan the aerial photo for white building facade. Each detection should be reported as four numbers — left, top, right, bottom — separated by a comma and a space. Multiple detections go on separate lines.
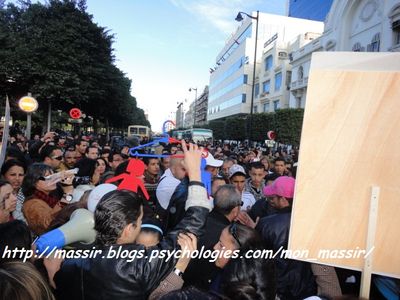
184, 101, 195, 128
290, 0, 400, 106
256, 31, 323, 113
207, 12, 324, 121
289, 33, 324, 108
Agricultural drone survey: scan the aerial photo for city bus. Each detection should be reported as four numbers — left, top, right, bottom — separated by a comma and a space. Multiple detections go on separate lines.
127, 125, 151, 139
172, 128, 213, 144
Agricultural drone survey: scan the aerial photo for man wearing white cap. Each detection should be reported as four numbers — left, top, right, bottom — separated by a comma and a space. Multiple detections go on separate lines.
204, 151, 223, 177
228, 164, 255, 211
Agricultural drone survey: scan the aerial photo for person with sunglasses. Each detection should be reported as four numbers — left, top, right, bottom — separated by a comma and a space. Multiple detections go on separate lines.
21, 163, 75, 235
211, 222, 276, 300
40, 145, 64, 171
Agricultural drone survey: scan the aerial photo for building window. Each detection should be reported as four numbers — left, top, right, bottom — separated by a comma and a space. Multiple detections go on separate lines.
263, 102, 269, 112
390, 5, 400, 48
273, 100, 280, 111
262, 80, 270, 94
298, 66, 304, 80
325, 40, 336, 51
286, 71, 292, 90
254, 83, 260, 97
367, 33, 380, 52
264, 55, 273, 71
352, 42, 363, 52
392, 19, 400, 46
253, 105, 258, 113
274, 72, 282, 91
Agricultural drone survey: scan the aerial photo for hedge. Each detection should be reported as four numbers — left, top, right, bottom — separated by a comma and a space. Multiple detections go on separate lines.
208, 108, 304, 146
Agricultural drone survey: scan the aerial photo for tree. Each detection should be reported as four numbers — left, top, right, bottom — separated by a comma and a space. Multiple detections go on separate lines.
225, 117, 246, 140
251, 112, 275, 141
0, 0, 148, 131
207, 109, 304, 145
208, 119, 225, 140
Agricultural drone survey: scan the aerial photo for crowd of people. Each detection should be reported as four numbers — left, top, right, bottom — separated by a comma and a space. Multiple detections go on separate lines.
0, 129, 398, 300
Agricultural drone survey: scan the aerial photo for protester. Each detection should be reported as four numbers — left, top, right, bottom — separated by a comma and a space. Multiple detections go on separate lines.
28, 131, 57, 162
211, 223, 276, 300
40, 145, 64, 171
58, 148, 77, 171
257, 176, 317, 299
93, 157, 109, 185
1, 159, 27, 222
156, 156, 186, 210
0, 129, 377, 300
48, 141, 212, 299
228, 164, 256, 211
245, 161, 267, 201
260, 156, 272, 173
108, 151, 126, 171
0, 261, 55, 300
21, 163, 75, 235
204, 152, 223, 177
138, 219, 198, 300
265, 157, 290, 182
160, 286, 219, 300
160, 154, 171, 175
0, 180, 17, 223
210, 175, 227, 198
0, 220, 32, 264
136, 218, 164, 247
143, 157, 161, 215
184, 185, 242, 290
100, 148, 111, 163
74, 139, 89, 161
220, 157, 234, 180
1, 159, 26, 193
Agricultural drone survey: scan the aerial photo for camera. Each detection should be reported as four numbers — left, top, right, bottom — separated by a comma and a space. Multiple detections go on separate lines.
73, 176, 91, 186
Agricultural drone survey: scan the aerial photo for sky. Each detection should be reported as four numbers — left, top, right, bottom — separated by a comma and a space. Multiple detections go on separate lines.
84, 0, 287, 131
7, 0, 287, 131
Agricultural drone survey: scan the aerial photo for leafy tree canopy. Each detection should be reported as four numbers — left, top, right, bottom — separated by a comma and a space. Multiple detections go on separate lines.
0, 0, 149, 129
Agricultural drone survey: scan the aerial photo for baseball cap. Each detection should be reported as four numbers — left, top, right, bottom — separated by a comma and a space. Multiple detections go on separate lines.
228, 164, 247, 179
87, 183, 117, 212
263, 176, 295, 198
205, 152, 223, 167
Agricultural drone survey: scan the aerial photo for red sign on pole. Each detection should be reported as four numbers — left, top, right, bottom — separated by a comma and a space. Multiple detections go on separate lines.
69, 108, 82, 119
267, 130, 276, 140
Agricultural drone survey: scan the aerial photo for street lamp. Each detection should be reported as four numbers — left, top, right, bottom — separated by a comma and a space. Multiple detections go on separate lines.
235, 10, 259, 144
189, 87, 197, 126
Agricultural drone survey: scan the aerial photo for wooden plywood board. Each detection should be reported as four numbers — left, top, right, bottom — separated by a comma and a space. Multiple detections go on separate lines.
288, 52, 400, 278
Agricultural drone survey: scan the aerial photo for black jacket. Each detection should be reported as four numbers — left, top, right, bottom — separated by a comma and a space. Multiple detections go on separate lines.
28, 139, 45, 162
54, 204, 209, 300
183, 209, 231, 290
248, 199, 278, 221
257, 209, 317, 300
165, 177, 189, 231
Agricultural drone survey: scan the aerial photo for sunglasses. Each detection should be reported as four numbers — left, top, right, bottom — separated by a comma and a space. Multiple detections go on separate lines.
229, 222, 242, 248
51, 156, 63, 161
